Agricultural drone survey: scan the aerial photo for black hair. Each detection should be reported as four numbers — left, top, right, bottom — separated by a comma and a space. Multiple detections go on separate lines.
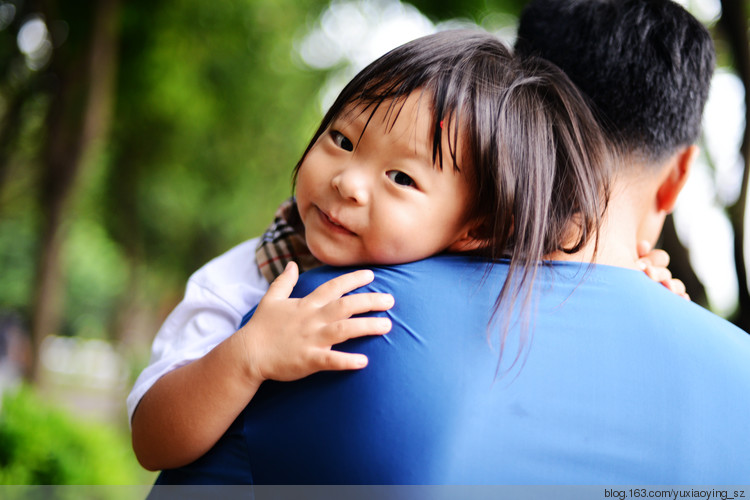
293, 30, 610, 363
515, 0, 716, 163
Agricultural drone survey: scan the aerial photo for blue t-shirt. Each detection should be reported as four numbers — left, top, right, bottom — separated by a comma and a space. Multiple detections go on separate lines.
157, 255, 750, 484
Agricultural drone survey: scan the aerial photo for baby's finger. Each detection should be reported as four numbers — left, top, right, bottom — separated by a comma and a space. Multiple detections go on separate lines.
263, 261, 299, 300
643, 263, 672, 283
664, 278, 687, 296
636, 240, 652, 258
323, 317, 392, 344
329, 292, 394, 319
307, 270, 375, 303
312, 350, 370, 371
644, 248, 670, 268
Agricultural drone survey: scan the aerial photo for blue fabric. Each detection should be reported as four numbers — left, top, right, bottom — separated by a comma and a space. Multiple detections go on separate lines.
157, 255, 750, 484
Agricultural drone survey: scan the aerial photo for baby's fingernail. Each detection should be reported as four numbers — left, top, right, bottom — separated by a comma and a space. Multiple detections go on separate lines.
373, 318, 391, 335
355, 356, 368, 368
637, 261, 647, 270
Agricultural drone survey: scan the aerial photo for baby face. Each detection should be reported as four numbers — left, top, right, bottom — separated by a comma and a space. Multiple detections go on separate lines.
295, 92, 477, 266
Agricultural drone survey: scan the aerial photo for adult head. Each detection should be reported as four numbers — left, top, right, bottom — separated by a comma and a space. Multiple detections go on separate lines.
515, 0, 715, 255
516, 0, 714, 162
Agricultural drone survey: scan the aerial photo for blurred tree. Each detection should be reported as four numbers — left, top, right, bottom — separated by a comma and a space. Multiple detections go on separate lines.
0, 0, 332, 380
104, 0, 331, 349
24, 0, 120, 381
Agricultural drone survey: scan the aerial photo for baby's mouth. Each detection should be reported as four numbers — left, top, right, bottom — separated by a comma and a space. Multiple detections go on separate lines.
317, 206, 356, 235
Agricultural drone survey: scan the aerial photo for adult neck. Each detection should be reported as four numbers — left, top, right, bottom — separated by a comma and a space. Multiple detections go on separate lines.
546, 153, 683, 270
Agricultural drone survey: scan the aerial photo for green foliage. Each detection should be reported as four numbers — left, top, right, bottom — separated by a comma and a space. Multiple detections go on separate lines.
107, 0, 330, 280
0, 386, 151, 485
0, 215, 37, 315
0, 0, 332, 343
63, 218, 129, 339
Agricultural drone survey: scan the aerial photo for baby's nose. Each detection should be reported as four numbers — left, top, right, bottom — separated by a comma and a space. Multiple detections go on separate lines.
332, 167, 370, 205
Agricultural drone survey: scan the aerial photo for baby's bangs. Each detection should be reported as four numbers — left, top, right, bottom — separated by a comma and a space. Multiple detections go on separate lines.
342, 75, 468, 173
292, 30, 513, 181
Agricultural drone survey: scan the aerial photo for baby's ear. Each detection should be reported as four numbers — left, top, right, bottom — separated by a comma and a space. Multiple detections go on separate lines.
447, 220, 490, 253
448, 236, 485, 253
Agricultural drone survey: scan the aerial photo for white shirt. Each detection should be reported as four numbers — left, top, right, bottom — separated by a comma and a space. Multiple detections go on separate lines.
126, 238, 269, 422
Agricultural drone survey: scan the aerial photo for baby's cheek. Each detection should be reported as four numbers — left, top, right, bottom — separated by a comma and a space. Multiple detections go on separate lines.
358, 238, 394, 265
366, 236, 422, 265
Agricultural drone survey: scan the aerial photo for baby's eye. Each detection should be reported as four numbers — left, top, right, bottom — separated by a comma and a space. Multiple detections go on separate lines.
330, 130, 354, 152
386, 170, 416, 188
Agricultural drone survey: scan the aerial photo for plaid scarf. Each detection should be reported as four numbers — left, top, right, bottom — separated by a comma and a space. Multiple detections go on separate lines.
255, 197, 322, 283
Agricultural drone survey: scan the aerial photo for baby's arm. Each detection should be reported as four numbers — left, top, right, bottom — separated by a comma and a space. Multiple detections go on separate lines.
636, 241, 689, 299
127, 238, 269, 425
131, 262, 394, 471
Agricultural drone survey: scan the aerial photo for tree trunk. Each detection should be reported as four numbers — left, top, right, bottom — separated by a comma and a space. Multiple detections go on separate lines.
0, 85, 35, 193
29, 0, 121, 381
718, 0, 750, 332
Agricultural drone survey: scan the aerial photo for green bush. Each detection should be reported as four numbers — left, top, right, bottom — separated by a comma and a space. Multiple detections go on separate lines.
0, 386, 153, 485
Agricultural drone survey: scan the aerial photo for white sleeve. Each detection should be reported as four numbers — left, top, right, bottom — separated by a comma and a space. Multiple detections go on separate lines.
126, 237, 270, 423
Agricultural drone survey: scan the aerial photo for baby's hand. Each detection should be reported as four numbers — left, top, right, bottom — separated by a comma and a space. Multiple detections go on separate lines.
238, 262, 394, 384
636, 241, 690, 300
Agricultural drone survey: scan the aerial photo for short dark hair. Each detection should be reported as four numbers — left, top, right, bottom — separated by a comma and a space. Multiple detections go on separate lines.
515, 0, 716, 162
293, 30, 610, 363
